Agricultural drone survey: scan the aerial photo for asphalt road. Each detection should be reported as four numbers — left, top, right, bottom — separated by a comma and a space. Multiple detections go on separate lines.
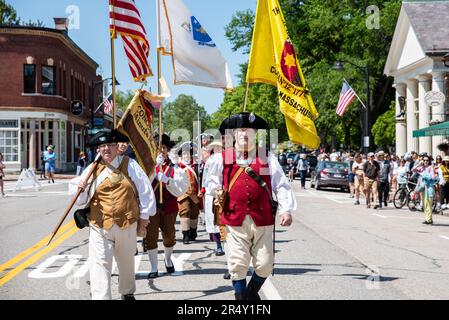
1, 178, 448, 300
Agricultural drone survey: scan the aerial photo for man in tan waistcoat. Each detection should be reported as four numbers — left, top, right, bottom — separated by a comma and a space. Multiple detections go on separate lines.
73, 130, 156, 300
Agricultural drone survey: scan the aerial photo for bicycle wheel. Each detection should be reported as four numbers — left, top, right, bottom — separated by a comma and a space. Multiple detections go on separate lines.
407, 190, 418, 211
393, 188, 408, 209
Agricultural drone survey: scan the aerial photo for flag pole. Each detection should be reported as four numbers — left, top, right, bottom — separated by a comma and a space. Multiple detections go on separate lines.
157, 0, 164, 204
243, 82, 250, 112
110, 1, 118, 129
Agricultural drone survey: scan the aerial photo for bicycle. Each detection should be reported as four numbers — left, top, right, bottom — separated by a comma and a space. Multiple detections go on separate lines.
407, 187, 439, 213
393, 180, 416, 209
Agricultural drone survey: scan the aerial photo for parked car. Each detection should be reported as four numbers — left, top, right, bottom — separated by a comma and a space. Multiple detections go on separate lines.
310, 161, 350, 192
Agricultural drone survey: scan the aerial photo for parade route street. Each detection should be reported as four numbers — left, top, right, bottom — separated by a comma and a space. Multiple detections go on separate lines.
1, 179, 449, 300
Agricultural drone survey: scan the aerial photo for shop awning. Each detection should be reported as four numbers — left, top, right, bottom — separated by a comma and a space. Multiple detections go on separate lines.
413, 121, 449, 137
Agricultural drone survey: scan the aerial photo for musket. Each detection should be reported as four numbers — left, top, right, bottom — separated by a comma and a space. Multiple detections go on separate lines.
46, 153, 102, 246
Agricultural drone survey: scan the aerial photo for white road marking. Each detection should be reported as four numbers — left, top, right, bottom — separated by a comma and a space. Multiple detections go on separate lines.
440, 235, 449, 241
134, 253, 192, 277
248, 266, 282, 300
261, 277, 282, 300
29, 254, 82, 279
372, 213, 388, 219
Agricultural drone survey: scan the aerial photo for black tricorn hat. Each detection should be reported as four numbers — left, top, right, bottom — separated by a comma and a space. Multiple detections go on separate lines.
154, 133, 176, 149
88, 129, 129, 147
219, 112, 269, 134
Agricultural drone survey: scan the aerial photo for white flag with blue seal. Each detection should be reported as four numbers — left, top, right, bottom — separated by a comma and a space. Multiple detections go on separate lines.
158, 0, 233, 90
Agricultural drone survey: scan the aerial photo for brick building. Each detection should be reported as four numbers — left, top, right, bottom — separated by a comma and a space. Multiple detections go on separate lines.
0, 18, 103, 173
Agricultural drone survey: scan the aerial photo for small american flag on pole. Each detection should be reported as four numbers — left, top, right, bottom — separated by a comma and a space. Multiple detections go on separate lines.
103, 95, 114, 114
109, 0, 153, 82
336, 81, 356, 117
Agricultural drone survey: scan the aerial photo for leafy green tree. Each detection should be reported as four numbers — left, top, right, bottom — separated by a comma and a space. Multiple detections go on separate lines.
0, 1, 44, 26
222, 0, 401, 151
161, 94, 210, 140
0, 0, 18, 25
371, 102, 395, 150
115, 89, 135, 112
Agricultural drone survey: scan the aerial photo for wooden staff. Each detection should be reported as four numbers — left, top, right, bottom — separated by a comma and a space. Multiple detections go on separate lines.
110, 1, 118, 129
243, 82, 250, 112
46, 154, 102, 246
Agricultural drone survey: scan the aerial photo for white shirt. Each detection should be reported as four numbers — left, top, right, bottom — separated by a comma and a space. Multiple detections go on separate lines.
69, 155, 157, 220
204, 151, 297, 215
149, 164, 189, 197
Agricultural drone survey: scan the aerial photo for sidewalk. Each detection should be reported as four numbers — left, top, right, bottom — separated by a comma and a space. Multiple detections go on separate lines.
3, 173, 77, 182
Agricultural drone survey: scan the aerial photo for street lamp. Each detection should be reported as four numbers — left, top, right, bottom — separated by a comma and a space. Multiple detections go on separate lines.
334, 60, 370, 155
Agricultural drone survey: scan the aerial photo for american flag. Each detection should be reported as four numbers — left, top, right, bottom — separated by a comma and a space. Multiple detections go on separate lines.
336, 81, 356, 117
103, 95, 114, 114
109, 0, 153, 82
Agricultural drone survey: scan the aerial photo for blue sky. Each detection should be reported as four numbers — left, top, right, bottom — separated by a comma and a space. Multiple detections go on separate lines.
9, 0, 257, 114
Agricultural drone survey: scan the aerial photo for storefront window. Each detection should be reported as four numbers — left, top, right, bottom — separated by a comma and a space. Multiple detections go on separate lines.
42, 66, 56, 95
0, 120, 19, 162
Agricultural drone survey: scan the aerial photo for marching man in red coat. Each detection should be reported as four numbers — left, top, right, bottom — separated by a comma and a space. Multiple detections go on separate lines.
146, 134, 189, 279
205, 112, 296, 300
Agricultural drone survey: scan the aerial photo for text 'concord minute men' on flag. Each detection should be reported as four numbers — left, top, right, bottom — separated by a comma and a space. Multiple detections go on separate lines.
336, 81, 356, 117
246, 0, 320, 149
109, 0, 153, 82
157, 0, 233, 90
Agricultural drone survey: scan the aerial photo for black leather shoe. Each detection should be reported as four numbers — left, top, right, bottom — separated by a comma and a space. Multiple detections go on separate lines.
182, 231, 190, 244
234, 292, 247, 300
422, 220, 433, 225
121, 294, 135, 300
148, 272, 158, 279
189, 228, 197, 241
165, 260, 175, 274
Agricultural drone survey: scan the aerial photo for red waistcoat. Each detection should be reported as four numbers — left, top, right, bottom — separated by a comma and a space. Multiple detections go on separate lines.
152, 161, 178, 213
221, 149, 274, 227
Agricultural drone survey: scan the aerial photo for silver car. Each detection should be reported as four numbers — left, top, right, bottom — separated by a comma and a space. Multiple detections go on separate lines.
310, 161, 350, 192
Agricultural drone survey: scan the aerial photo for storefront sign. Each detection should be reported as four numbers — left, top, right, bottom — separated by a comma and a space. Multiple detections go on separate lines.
0, 120, 18, 128
71, 100, 84, 116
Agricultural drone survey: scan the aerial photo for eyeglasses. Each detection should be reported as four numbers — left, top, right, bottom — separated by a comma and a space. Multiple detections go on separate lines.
423, 159, 430, 162
99, 143, 117, 149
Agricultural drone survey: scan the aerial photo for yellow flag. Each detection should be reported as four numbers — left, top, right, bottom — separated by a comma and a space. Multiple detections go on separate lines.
246, 0, 320, 149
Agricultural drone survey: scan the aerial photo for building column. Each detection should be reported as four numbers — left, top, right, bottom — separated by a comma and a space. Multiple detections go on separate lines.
406, 79, 419, 153
53, 120, 59, 171
431, 71, 446, 156
394, 83, 407, 156
29, 119, 36, 171
417, 75, 431, 155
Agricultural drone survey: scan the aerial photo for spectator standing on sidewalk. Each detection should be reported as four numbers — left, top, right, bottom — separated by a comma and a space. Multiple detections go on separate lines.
76, 151, 87, 176
377, 151, 391, 208
438, 156, 449, 209
363, 152, 380, 209
347, 153, 355, 198
40, 150, 47, 179
0, 152, 5, 197
44, 146, 57, 184
297, 154, 309, 189
286, 158, 295, 182
413, 156, 437, 224
352, 153, 365, 205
